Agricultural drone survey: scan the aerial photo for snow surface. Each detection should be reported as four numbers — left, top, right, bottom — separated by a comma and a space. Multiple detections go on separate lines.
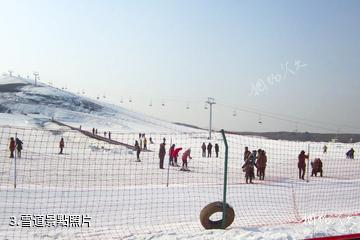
0, 75, 360, 239
0, 76, 194, 133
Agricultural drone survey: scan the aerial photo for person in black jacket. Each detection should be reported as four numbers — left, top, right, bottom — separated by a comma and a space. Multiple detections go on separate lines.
214, 143, 219, 158
207, 143, 213, 158
16, 138, 23, 158
135, 140, 141, 162
159, 143, 166, 169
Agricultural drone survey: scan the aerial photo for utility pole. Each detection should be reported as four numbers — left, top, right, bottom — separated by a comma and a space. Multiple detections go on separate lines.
33, 72, 39, 86
206, 97, 216, 139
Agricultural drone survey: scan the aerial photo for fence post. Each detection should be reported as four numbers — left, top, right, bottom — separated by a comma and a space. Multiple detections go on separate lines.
166, 137, 172, 187
306, 144, 310, 183
221, 129, 229, 228
14, 133, 17, 189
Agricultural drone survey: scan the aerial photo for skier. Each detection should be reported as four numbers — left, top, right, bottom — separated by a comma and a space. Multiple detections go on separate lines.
346, 148, 355, 159
16, 138, 23, 158
323, 145, 328, 154
242, 159, 254, 184
149, 137, 154, 144
207, 142, 213, 158
298, 150, 309, 180
104, 131, 107, 138
256, 150, 267, 180
140, 138, 143, 150
169, 144, 175, 166
201, 143, 206, 157
214, 143, 219, 158
311, 158, 323, 177
172, 147, 182, 167
244, 147, 251, 162
108, 131, 111, 140
159, 142, 166, 169
181, 148, 192, 171
9, 137, 15, 158
143, 138, 147, 150
59, 138, 65, 154
95, 129, 98, 135
134, 140, 141, 162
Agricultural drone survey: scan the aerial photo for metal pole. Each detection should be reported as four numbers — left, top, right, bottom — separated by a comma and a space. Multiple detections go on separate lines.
166, 137, 172, 187
306, 144, 310, 183
206, 97, 215, 140
221, 129, 229, 229
209, 104, 212, 139
14, 133, 17, 189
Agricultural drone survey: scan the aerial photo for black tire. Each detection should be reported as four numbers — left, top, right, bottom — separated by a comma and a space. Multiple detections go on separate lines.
200, 201, 235, 229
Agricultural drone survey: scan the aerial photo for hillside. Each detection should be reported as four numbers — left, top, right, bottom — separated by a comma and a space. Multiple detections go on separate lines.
0, 75, 193, 133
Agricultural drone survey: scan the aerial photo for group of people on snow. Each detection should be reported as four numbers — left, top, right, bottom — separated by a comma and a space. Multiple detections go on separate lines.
242, 147, 268, 184
9, 137, 23, 158
162, 141, 192, 171
91, 128, 113, 140
201, 142, 220, 158
9, 137, 64, 157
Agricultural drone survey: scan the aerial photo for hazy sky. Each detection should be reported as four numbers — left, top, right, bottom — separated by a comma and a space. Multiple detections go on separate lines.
1, 0, 359, 133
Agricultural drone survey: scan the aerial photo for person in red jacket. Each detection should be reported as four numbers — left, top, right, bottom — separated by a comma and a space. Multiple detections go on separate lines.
169, 144, 175, 166
172, 147, 182, 167
9, 137, 15, 158
256, 150, 267, 180
311, 158, 323, 177
59, 138, 65, 154
181, 148, 192, 171
298, 150, 309, 180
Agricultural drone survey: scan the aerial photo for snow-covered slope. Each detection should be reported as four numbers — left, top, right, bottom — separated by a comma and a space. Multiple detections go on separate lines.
0, 75, 194, 132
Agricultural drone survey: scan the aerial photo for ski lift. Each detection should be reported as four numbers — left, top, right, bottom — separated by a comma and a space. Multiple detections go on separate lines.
149, 100, 152, 107
186, 103, 190, 110
204, 103, 208, 110
161, 100, 165, 107
129, 97, 132, 103
258, 115, 263, 124
96, 96, 100, 100
103, 95, 106, 99
233, 110, 237, 117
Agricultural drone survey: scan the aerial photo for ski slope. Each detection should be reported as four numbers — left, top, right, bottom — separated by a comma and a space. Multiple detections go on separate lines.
0, 75, 360, 239
0, 125, 359, 240
0, 75, 193, 133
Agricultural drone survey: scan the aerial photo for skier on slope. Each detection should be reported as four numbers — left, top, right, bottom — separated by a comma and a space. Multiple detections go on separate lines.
172, 147, 182, 167
242, 159, 254, 184
256, 150, 267, 180
16, 137, 23, 158
207, 142, 213, 158
169, 144, 175, 166
214, 143, 219, 158
59, 138, 65, 154
181, 148, 192, 171
134, 140, 141, 162
159, 142, 166, 169
201, 143, 206, 157
9, 137, 15, 158
298, 150, 309, 180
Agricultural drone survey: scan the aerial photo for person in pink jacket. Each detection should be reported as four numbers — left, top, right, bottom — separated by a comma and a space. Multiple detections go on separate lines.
181, 148, 192, 171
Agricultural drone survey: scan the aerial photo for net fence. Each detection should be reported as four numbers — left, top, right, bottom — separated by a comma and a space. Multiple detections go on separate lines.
0, 125, 359, 239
